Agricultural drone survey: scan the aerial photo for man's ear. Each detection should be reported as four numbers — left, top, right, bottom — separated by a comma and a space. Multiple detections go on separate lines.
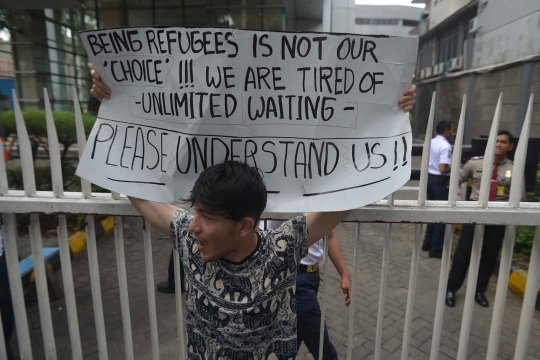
509, 143, 515, 152
239, 217, 255, 237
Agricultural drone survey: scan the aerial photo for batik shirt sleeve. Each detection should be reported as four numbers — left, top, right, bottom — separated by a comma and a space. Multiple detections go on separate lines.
273, 214, 309, 263
170, 209, 193, 256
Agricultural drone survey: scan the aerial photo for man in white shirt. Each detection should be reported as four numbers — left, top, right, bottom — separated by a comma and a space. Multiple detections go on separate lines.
261, 221, 351, 360
0, 232, 15, 359
422, 120, 453, 258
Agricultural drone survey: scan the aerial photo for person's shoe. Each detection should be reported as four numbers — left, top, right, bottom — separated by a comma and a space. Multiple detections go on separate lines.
157, 281, 175, 294
421, 241, 432, 252
428, 250, 442, 258
445, 291, 456, 307
475, 292, 489, 307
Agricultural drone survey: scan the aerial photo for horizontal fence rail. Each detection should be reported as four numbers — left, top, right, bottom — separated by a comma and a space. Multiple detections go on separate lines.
0, 88, 538, 360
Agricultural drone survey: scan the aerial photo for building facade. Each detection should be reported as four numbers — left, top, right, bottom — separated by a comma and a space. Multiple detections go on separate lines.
354, 5, 422, 38
413, 0, 540, 143
0, 0, 312, 113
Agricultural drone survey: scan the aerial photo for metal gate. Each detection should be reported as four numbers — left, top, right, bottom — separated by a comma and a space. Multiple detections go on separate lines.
0, 89, 538, 359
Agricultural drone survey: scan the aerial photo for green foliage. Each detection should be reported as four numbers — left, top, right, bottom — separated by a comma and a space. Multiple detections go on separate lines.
7, 164, 107, 193
515, 171, 540, 255
0, 110, 96, 153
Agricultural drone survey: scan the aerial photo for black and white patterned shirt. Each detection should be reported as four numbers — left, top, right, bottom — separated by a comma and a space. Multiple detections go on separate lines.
170, 210, 308, 360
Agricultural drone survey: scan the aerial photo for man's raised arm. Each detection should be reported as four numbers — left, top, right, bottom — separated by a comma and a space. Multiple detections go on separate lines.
128, 197, 178, 237
88, 71, 179, 236
305, 211, 349, 248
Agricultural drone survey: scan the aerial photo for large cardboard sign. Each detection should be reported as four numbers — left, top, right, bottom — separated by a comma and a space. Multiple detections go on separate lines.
77, 27, 418, 212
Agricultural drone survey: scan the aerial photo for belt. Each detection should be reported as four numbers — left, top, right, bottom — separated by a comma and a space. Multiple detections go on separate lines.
298, 263, 319, 273
428, 174, 449, 179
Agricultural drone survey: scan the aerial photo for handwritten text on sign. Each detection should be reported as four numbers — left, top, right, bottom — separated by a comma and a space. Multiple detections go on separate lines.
77, 27, 418, 212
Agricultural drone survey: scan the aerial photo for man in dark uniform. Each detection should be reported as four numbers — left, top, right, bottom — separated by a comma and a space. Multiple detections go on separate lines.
446, 130, 522, 308
422, 120, 454, 258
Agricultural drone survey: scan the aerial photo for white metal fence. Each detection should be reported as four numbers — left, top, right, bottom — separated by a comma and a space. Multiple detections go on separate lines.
0, 89, 538, 360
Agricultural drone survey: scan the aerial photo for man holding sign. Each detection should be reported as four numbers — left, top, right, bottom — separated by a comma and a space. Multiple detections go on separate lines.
84, 26, 416, 359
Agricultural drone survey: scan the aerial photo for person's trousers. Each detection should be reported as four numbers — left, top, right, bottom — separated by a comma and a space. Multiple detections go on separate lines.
296, 270, 338, 360
447, 224, 506, 294
167, 249, 185, 293
0, 254, 14, 360
424, 176, 449, 252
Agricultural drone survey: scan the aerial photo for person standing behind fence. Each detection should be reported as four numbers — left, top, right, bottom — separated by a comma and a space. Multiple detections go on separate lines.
0, 231, 15, 360
422, 120, 454, 258
445, 130, 523, 308
261, 221, 350, 360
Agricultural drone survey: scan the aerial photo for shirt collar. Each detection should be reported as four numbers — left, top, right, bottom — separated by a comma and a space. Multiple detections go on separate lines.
498, 157, 508, 165
435, 135, 450, 144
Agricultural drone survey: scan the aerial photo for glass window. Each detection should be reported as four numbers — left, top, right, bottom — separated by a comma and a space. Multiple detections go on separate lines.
84, 11, 98, 30
129, 9, 154, 26
156, 8, 184, 26
127, 0, 153, 8
263, 0, 283, 5
245, 9, 263, 29
184, 7, 208, 27
100, 9, 122, 27
262, 8, 283, 30
403, 19, 418, 27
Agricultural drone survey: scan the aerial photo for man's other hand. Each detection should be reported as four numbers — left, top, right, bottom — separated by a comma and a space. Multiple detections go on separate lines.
90, 70, 111, 101
341, 274, 352, 307
398, 75, 417, 112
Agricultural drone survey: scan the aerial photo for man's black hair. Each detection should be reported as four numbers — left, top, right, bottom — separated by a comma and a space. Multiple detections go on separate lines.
498, 130, 515, 144
183, 161, 267, 224
436, 120, 453, 135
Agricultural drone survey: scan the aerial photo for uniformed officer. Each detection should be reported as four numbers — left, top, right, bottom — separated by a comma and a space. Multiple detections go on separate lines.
422, 120, 454, 258
446, 130, 522, 308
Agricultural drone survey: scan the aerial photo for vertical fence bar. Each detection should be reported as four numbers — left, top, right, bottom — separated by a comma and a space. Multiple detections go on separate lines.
448, 95, 467, 206
114, 217, 134, 360
401, 224, 422, 360
73, 88, 92, 198
9, 90, 36, 359
478, 94, 503, 209
44, 89, 63, 197
174, 249, 186, 360
12, 90, 36, 196
57, 216, 83, 359
86, 216, 108, 359
374, 224, 391, 360
142, 221, 160, 360
318, 235, 330, 360
456, 225, 485, 360
401, 93, 436, 359
456, 93, 503, 360
0, 139, 8, 194
429, 224, 453, 360
2, 213, 33, 359
346, 223, 360, 360
29, 214, 57, 359
0, 137, 8, 359
429, 95, 466, 360
46, 88, 84, 358
418, 92, 437, 206
487, 94, 533, 360
514, 224, 540, 360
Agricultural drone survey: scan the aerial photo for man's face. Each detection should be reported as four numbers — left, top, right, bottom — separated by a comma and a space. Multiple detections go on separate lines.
444, 126, 454, 141
495, 134, 514, 157
188, 206, 241, 262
